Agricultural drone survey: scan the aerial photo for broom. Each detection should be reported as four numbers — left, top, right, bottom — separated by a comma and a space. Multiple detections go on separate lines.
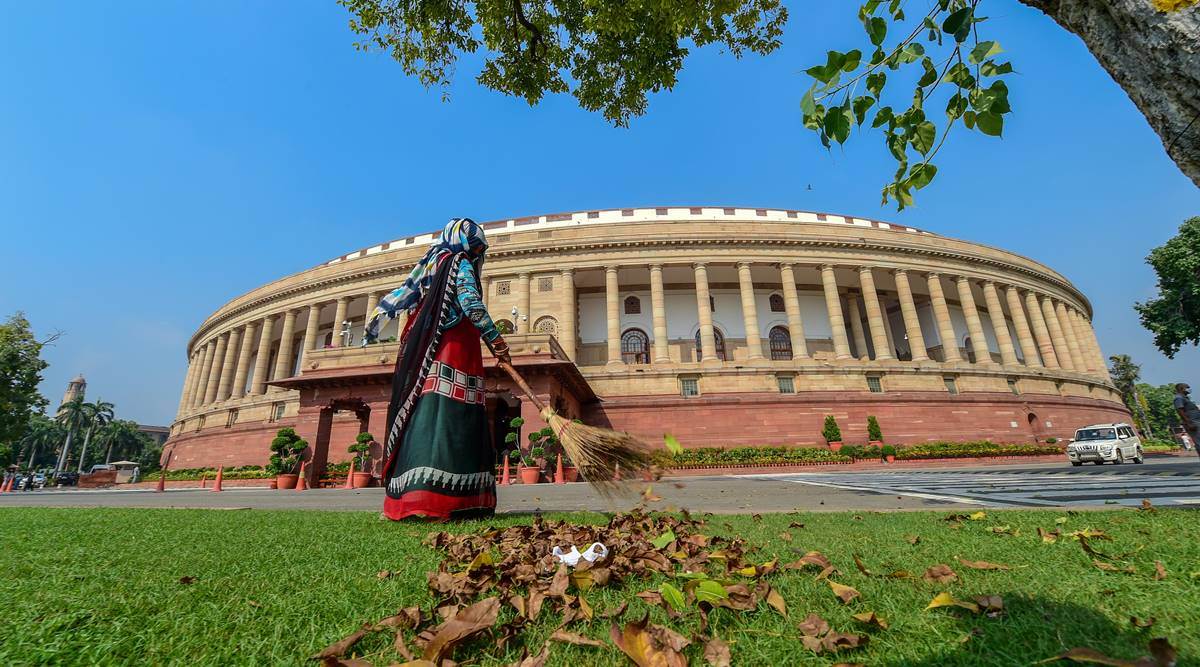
496, 359, 654, 493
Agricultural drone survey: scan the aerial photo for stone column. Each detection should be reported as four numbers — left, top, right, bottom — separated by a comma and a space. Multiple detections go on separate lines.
204, 333, 229, 405
845, 294, 869, 360
273, 307, 298, 386
1080, 315, 1112, 380
302, 302, 323, 355
364, 291, 381, 320
956, 277, 993, 364
230, 321, 257, 399
216, 328, 241, 401
1039, 295, 1074, 371
1056, 302, 1088, 372
252, 314, 279, 395
925, 273, 960, 362
982, 281, 1018, 366
820, 265, 853, 360
694, 263, 720, 363
893, 269, 928, 361
858, 267, 893, 361
778, 263, 808, 359
736, 262, 765, 360
649, 264, 671, 363
1024, 290, 1060, 369
187, 349, 208, 409
1005, 286, 1040, 367
191, 341, 216, 409
605, 266, 624, 367
177, 353, 199, 417
518, 273, 531, 331
481, 278, 491, 309
331, 297, 350, 347
559, 268, 577, 360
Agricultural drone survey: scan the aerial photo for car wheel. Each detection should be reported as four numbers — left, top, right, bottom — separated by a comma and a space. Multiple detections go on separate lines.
1133, 448, 1144, 464
1116, 450, 1125, 464
1093, 460, 1104, 465
1071, 461, 1082, 467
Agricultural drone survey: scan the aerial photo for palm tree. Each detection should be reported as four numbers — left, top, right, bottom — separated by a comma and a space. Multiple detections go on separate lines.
19, 415, 62, 469
76, 399, 115, 472
55, 396, 88, 474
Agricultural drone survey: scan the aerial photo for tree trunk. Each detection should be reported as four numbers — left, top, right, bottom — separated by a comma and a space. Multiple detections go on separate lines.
56, 430, 74, 474
1019, 0, 1200, 186
27, 443, 37, 468
77, 424, 95, 473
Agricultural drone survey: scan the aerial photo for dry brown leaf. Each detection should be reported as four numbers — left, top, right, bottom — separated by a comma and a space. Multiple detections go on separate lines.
926, 592, 980, 614
798, 613, 830, 638
548, 564, 570, 597
923, 564, 958, 584
609, 615, 687, 667
814, 565, 841, 582
703, 637, 732, 667
1035, 646, 1158, 666
377, 569, 393, 579
311, 623, 372, 660
642, 485, 663, 503
789, 521, 806, 529
765, 586, 787, 617
1130, 616, 1157, 629
420, 597, 501, 663
375, 607, 423, 630
823, 631, 869, 653
1153, 561, 1167, 581
510, 645, 550, 667
779, 532, 793, 542
1093, 560, 1137, 575
957, 558, 1011, 571
178, 576, 196, 585
600, 601, 629, 619
852, 554, 874, 576
549, 630, 604, 647
851, 611, 889, 630
783, 550, 831, 571
829, 580, 861, 604
1039, 527, 1060, 544
1149, 637, 1177, 666
1140, 498, 1155, 513
974, 595, 1005, 616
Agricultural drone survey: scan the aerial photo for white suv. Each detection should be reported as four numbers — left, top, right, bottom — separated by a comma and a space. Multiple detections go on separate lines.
1066, 423, 1143, 466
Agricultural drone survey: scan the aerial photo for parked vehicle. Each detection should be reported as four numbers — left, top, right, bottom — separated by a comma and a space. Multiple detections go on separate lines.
31, 472, 46, 488
53, 471, 79, 486
1066, 423, 1143, 466
89, 464, 113, 474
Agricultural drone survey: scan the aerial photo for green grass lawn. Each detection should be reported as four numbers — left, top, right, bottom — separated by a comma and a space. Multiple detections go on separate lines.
0, 507, 1196, 666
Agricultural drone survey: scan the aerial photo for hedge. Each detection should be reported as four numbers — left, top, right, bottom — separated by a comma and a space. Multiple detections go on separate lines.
653, 446, 851, 467
1142, 439, 1182, 453
152, 462, 356, 482
893, 441, 1061, 460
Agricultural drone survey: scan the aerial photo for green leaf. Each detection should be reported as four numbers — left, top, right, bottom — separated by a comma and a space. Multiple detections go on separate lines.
872, 106, 895, 128
694, 580, 729, 604
976, 111, 1003, 136
866, 16, 888, 46
909, 163, 938, 189
963, 110, 977, 129
866, 72, 886, 98
945, 93, 967, 119
941, 7, 973, 42
651, 529, 676, 549
842, 49, 863, 72
852, 96, 876, 125
980, 60, 1013, 77
968, 40, 1002, 64
663, 434, 683, 456
823, 106, 851, 144
917, 57, 938, 87
660, 583, 686, 612
911, 121, 936, 154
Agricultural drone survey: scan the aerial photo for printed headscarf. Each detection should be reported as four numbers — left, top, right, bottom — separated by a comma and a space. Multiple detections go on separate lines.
362, 218, 487, 344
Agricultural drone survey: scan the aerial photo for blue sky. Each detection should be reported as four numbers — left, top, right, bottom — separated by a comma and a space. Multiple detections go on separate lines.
1, 2, 1197, 425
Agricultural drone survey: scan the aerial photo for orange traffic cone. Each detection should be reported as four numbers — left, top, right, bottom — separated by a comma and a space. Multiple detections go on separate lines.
500, 456, 511, 486
296, 462, 308, 491
344, 460, 356, 489
1, 478, 10, 493
210, 466, 224, 492
554, 456, 565, 485
200, 473, 207, 488
155, 468, 166, 493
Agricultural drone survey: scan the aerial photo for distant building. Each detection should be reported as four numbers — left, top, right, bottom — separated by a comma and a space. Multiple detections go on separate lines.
57, 374, 86, 416
136, 425, 170, 447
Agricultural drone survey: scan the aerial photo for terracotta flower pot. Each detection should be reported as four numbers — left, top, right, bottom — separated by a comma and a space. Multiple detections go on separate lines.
869, 440, 883, 447
519, 466, 542, 484
885, 455, 896, 463
563, 466, 579, 483
276, 473, 299, 490
828, 441, 843, 452
269, 479, 278, 490
351, 472, 372, 488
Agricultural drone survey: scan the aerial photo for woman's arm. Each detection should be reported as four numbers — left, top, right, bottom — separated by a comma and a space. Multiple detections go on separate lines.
456, 258, 509, 361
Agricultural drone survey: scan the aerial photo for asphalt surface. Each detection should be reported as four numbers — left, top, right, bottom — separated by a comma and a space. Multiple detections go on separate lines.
3, 456, 1196, 514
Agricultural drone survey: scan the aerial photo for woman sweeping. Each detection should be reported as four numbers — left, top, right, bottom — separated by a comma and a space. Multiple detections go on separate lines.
363, 218, 509, 521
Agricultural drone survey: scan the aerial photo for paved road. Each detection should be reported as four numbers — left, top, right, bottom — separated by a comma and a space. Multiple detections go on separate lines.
3, 456, 1196, 513
754, 456, 1200, 508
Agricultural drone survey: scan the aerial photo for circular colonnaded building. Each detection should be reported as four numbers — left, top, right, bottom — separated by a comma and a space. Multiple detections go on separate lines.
163, 206, 1130, 477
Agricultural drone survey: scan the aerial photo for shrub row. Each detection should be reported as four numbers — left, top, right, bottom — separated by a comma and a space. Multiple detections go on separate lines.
1141, 438, 1182, 453
653, 446, 852, 467
153, 461, 359, 482
893, 441, 1061, 460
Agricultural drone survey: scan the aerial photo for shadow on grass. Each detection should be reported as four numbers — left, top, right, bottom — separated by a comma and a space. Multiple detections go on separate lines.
893, 594, 1171, 667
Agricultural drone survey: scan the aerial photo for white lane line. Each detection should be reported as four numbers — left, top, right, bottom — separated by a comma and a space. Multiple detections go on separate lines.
768, 476, 991, 507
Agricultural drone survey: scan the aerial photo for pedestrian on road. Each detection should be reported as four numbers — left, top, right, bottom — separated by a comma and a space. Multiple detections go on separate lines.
1174, 383, 1200, 459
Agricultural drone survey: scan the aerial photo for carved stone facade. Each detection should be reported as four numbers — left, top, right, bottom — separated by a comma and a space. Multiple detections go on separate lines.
163, 207, 1129, 471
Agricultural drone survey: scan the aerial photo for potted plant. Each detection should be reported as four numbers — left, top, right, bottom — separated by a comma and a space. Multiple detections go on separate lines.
867, 416, 884, 447
268, 427, 307, 489
559, 451, 579, 482
347, 432, 374, 488
518, 453, 542, 484
530, 446, 547, 469
822, 415, 843, 451
881, 444, 897, 463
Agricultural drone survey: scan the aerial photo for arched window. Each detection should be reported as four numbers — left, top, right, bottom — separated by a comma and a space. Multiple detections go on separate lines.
533, 316, 558, 335
624, 295, 641, 314
496, 319, 515, 335
694, 328, 727, 361
769, 294, 785, 312
621, 329, 650, 364
769, 326, 792, 360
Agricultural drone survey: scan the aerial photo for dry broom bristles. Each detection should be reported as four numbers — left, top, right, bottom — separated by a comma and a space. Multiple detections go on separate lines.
541, 407, 654, 495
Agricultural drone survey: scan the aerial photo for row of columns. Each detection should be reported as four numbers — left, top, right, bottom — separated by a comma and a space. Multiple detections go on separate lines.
178, 263, 1109, 419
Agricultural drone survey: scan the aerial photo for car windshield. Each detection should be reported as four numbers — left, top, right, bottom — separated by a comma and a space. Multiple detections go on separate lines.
1075, 428, 1116, 441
